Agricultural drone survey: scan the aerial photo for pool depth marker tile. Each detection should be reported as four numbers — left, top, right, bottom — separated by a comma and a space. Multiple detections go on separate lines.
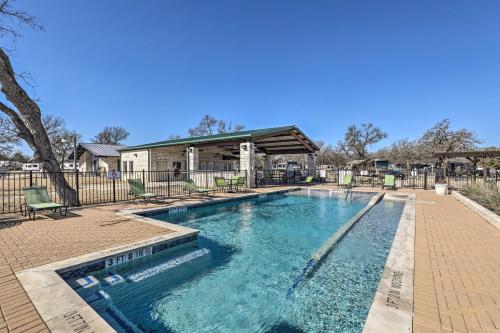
15, 213, 199, 333
14, 187, 300, 333
362, 192, 416, 333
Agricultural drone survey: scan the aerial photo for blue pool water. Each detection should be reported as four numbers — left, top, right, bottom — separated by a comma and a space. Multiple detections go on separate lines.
71, 190, 405, 333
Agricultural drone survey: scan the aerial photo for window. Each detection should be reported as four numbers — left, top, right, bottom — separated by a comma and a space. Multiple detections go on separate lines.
129, 161, 134, 173
123, 161, 128, 173
172, 161, 181, 170
173, 161, 181, 177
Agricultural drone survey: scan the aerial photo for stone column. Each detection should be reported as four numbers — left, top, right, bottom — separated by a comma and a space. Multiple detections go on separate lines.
240, 142, 256, 187
187, 147, 199, 171
307, 153, 317, 177
263, 155, 273, 178
263, 155, 273, 170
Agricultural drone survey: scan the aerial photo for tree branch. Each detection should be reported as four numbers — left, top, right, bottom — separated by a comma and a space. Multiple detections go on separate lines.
0, 101, 34, 144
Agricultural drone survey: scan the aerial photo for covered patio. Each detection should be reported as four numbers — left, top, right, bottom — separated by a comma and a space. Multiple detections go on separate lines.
433, 149, 500, 180
119, 126, 320, 187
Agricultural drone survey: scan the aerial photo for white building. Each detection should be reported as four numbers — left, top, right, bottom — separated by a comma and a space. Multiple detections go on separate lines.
68, 143, 124, 173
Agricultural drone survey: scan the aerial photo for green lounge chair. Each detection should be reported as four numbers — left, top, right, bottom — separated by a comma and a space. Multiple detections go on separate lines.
185, 179, 215, 197
300, 176, 314, 185
382, 175, 396, 190
22, 186, 68, 220
214, 177, 228, 192
127, 179, 166, 203
342, 174, 353, 189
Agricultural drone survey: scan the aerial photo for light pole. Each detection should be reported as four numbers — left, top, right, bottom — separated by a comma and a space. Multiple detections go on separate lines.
72, 135, 77, 172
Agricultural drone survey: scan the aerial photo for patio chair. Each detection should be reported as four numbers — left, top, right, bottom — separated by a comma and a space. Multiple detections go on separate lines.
382, 175, 396, 190
184, 179, 216, 197
230, 176, 239, 190
214, 177, 228, 192
300, 176, 314, 185
342, 174, 353, 189
235, 176, 246, 191
127, 179, 166, 203
22, 186, 68, 220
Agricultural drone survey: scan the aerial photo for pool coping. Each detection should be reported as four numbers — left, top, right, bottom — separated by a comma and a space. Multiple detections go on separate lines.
15, 187, 384, 333
14, 188, 302, 333
362, 192, 416, 333
451, 190, 500, 230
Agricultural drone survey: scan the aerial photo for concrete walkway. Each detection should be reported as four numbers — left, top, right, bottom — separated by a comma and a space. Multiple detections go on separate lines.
413, 191, 500, 333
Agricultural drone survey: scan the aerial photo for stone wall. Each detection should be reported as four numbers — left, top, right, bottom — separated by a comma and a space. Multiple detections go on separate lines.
121, 150, 149, 174
98, 157, 120, 172
240, 142, 256, 187
150, 147, 185, 171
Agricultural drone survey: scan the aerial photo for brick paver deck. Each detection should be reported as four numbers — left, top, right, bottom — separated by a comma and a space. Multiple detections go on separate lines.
413, 191, 500, 333
0, 200, 179, 333
0, 189, 286, 333
1, 186, 499, 333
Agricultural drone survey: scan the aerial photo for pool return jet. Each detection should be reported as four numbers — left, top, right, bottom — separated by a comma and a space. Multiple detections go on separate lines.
286, 191, 385, 298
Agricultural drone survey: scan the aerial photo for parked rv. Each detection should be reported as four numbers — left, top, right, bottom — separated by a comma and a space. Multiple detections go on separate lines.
22, 163, 42, 172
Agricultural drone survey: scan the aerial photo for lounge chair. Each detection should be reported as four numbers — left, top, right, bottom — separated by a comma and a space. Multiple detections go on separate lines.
342, 174, 353, 189
127, 179, 166, 203
382, 175, 396, 190
185, 179, 215, 197
214, 177, 228, 192
300, 176, 314, 185
22, 186, 68, 220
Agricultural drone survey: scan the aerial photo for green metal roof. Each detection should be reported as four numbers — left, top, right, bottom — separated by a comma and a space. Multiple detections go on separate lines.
119, 125, 299, 151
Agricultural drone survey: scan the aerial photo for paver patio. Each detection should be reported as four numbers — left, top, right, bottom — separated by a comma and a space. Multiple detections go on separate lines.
412, 191, 500, 333
0, 185, 499, 333
0, 189, 285, 333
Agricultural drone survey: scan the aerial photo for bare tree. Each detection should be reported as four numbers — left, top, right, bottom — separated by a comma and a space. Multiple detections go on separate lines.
167, 134, 182, 140
0, 1, 78, 204
43, 115, 81, 166
189, 115, 244, 137
217, 120, 245, 134
315, 140, 347, 167
188, 115, 218, 136
0, 0, 43, 39
337, 123, 387, 159
92, 126, 129, 145
387, 139, 421, 169
0, 114, 19, 154
418, 119, 481, 155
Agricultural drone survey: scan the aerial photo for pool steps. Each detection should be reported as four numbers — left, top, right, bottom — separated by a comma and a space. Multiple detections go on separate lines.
127, 248, 210, 282
75, 247, 210, 333
287, 192, 385, 297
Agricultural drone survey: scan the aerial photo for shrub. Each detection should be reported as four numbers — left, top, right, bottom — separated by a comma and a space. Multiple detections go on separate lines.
460, 182, 500, 215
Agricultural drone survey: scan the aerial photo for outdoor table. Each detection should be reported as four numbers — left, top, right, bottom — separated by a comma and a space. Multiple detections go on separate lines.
225, 178, 236, 193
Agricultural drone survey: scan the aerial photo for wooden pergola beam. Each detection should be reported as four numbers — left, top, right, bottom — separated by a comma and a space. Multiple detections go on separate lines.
290, 130, 315, 153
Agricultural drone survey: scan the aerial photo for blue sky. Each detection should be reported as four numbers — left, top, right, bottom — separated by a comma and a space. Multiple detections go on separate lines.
7, 0, 500, 152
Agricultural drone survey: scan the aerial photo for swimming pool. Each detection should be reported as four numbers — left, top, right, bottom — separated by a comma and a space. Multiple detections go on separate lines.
66, 190, 405, 333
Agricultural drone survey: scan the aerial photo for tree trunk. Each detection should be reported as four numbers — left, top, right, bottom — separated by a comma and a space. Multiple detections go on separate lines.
0, 49, 78, 206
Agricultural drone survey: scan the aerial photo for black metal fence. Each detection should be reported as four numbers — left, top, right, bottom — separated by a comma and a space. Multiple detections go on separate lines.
255, 169, 312, 187
254, 168, 499, 190
0, 170, 247, 214
320, 169, 499, 190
